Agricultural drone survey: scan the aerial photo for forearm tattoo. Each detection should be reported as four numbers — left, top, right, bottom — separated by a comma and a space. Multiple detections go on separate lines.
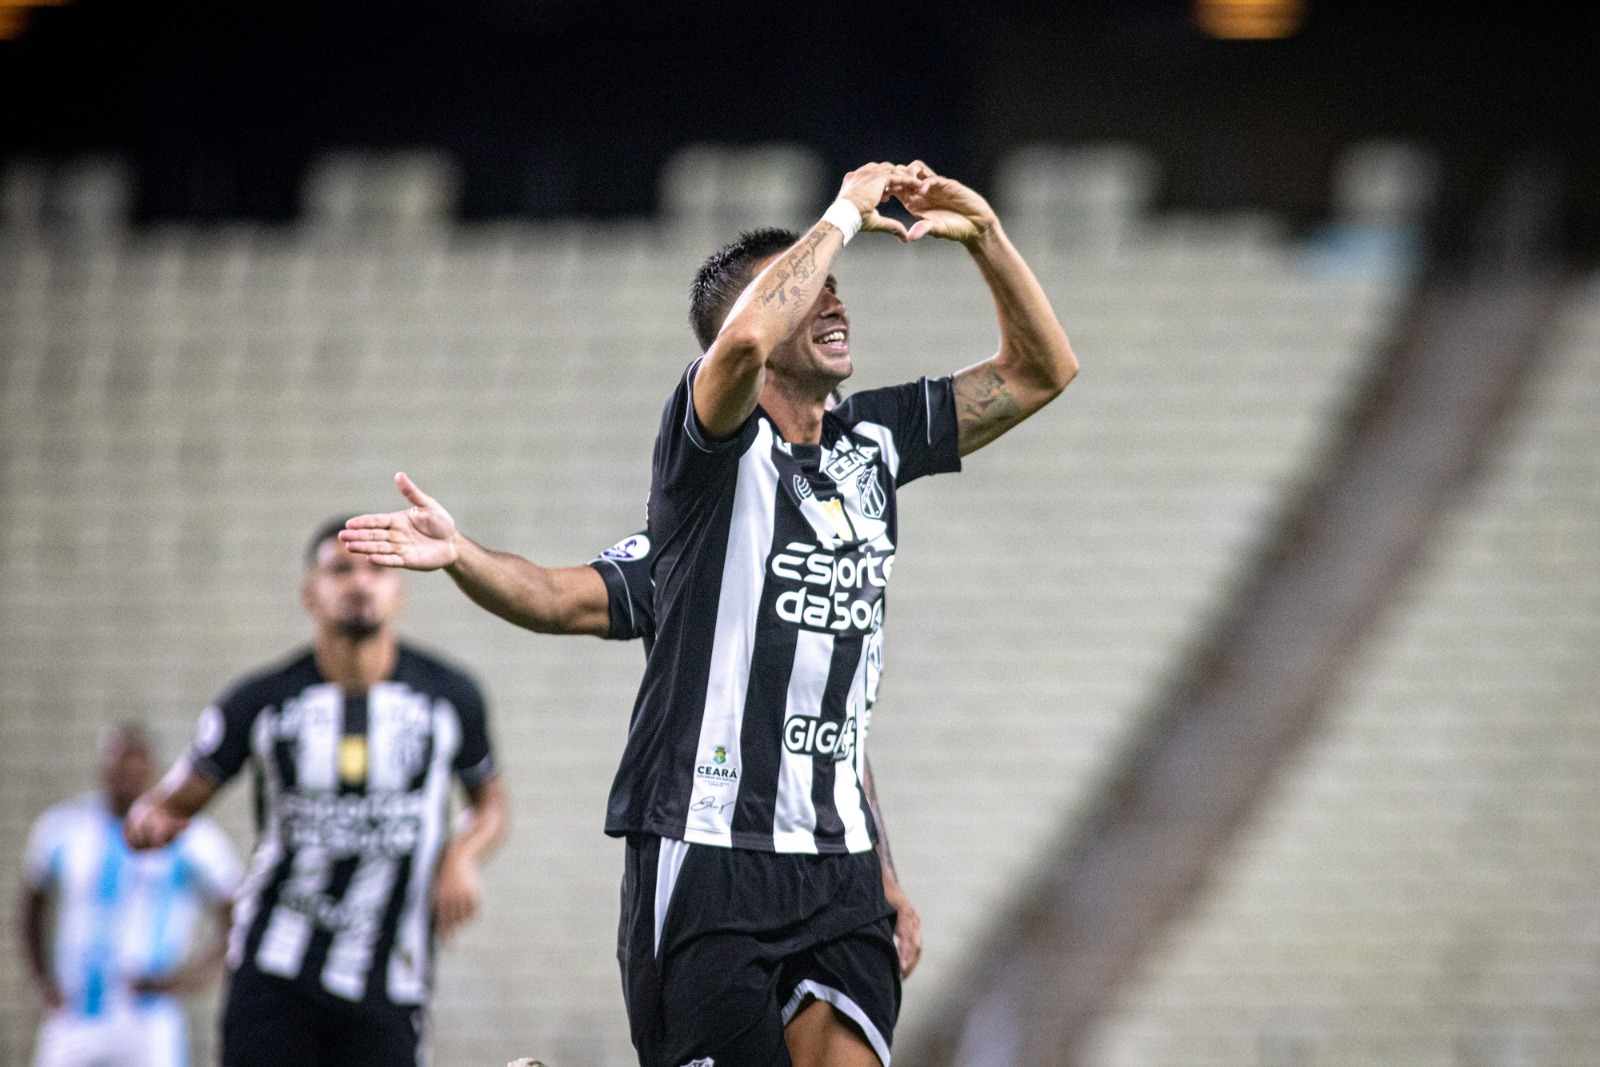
957, 365, 1022, 435
759, 229, 827, 311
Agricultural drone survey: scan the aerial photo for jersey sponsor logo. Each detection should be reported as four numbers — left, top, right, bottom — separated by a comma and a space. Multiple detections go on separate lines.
822, 439, 879, 484
278, 884, 383, 938
602, 533, 651, 562
695, 745, 738, 786
783, 712, 857, 763
280, 793, 426, 857
678, 1059, 714, 1067
769, 541, 892, 635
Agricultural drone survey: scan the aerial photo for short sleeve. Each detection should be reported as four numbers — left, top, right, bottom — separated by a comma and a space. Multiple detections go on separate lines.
834, 376, 962, 487
22, 810, 62, 890
654, 358, 760, 499
588, 531, 656, 644
180, 818, 243, 903
448, 678, 497, 792
188, 689, 262, 787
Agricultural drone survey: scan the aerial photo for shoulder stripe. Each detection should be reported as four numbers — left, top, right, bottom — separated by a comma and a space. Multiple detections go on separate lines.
682, 357, 719, 454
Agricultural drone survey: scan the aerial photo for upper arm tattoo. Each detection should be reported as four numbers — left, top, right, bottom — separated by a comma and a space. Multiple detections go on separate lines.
955, 364, 1024, 450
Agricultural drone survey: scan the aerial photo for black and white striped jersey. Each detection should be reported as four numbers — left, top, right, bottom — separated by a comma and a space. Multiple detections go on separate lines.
605, 360, 961, 855
590, 527, 890, 713
186, 644, 495, 1007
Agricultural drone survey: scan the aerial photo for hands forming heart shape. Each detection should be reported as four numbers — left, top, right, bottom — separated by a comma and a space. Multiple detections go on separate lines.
838, 159, 999, 246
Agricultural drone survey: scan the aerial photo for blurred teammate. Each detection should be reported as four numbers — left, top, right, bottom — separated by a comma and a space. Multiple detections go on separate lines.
345, 158, 1074, 1067
123, 520, 508, 1067
20, 722, 240, 1067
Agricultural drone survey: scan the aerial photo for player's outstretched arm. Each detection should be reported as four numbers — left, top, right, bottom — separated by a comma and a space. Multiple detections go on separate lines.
897, 160, 1078, 455
694, 162, 914, 437
341, 473, 611, 637
125, 760, 217, 850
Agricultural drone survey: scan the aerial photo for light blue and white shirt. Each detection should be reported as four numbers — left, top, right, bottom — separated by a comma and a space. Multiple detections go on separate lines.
23, 793, 241, 1019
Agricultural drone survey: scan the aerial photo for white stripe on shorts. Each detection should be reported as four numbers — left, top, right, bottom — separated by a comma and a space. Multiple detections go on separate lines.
653, 838, 691, 956
781, 978, 891, 1067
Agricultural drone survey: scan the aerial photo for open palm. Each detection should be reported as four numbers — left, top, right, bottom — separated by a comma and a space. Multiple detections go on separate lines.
339, 472, 460, 570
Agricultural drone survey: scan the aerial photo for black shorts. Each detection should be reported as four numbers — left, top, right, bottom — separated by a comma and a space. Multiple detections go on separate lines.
221, 965, 425, 1067
618, 835, 900, 1067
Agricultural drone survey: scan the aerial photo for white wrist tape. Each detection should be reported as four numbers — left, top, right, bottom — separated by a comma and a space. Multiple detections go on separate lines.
821, 199, 863, 244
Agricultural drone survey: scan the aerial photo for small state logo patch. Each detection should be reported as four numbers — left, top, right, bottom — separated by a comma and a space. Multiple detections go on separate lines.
696, 747, 738, 784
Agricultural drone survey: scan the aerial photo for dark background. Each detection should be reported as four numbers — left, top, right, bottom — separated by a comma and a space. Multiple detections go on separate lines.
3, 0, 1596, 257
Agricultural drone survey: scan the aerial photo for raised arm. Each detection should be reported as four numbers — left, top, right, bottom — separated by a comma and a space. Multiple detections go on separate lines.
341, 473, 612, 637
694, 163, 912, 437
897, 161, 1078, 455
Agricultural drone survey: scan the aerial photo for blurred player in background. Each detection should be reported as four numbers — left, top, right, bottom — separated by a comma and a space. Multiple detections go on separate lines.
19, 722, 240, 1067
344, 157, 1072, 1066
123, 520, 509, 1067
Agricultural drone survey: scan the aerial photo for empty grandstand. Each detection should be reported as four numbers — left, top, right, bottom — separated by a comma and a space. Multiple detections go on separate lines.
0, 143, 1453, 1065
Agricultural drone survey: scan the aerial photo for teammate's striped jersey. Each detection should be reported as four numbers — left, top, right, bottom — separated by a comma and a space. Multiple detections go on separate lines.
186, 644, 495, 1006
23, 793, 240, 1018
605, 360, 961, 854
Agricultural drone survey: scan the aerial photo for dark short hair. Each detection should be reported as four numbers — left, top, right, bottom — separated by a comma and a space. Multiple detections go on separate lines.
688, 228, 800, 351
307, 516, 357, 566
